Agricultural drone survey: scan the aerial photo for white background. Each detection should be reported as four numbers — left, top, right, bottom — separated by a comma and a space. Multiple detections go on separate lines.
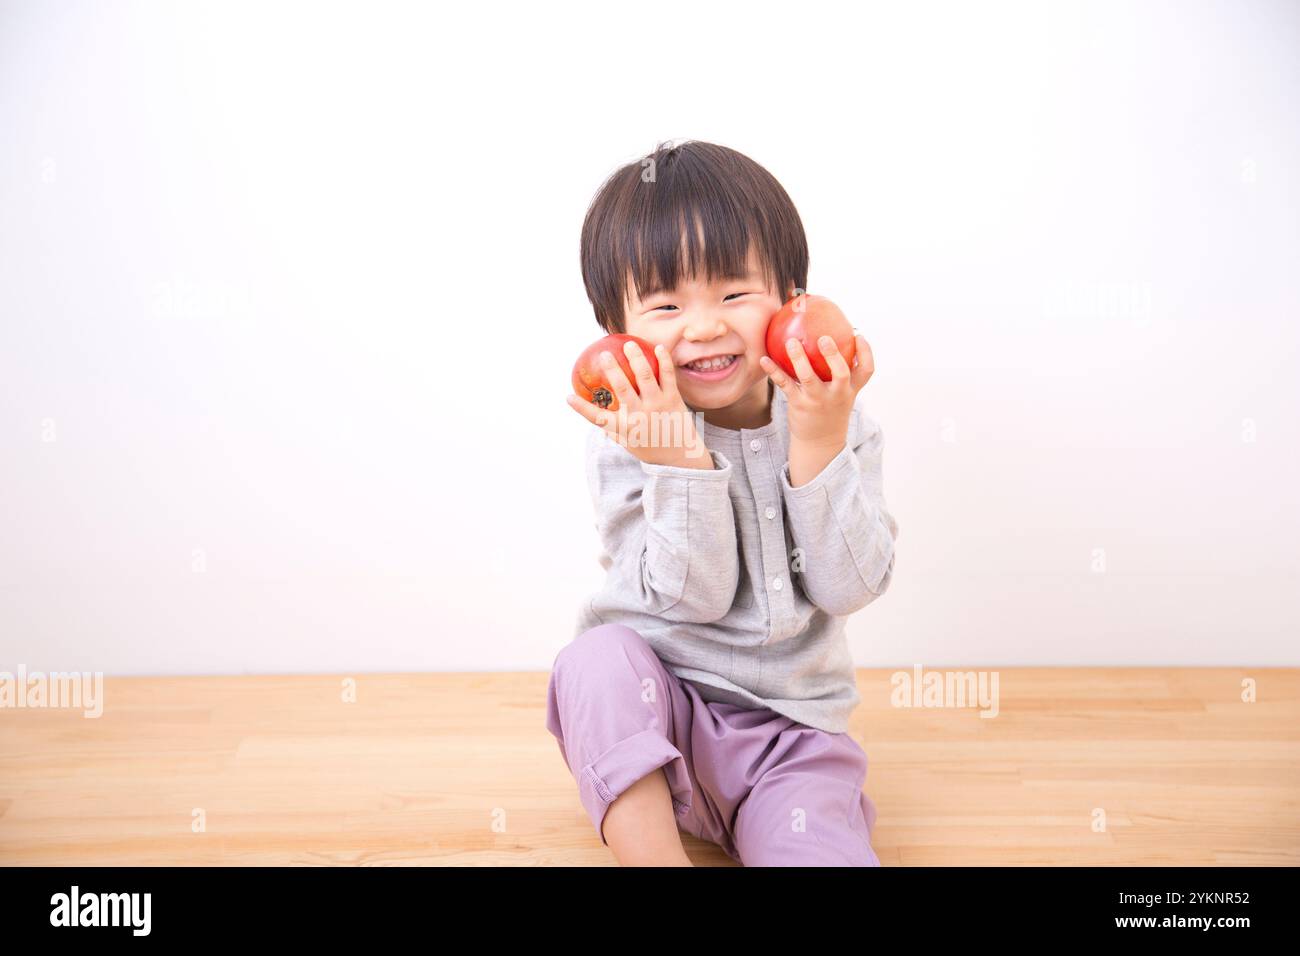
2, 0, 1297, 675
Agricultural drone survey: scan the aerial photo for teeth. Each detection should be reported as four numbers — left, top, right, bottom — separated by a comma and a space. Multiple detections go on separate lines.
685, 355, 736, 371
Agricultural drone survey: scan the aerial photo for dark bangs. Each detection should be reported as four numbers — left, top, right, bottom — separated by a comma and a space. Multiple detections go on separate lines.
580, 140, 809, 333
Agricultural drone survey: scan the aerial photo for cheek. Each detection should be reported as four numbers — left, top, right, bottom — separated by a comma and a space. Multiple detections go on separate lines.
624, 319, 667, 346
739, 305, 777, 354
640, 328, 676, 353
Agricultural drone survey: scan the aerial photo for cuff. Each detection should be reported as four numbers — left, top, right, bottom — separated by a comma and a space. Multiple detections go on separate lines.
780, 443, 857, 498
579, 729, 694, 846
640, 449, 732, 480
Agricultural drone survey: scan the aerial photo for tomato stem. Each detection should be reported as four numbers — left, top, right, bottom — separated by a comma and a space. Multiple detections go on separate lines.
593, 387, 613, 408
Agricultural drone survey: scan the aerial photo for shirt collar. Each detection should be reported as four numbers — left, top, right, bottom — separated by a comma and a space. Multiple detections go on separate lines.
697, 380, 786, 448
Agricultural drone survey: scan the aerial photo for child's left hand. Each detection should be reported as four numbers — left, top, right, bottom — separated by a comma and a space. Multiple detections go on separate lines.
758, 333, 875, 449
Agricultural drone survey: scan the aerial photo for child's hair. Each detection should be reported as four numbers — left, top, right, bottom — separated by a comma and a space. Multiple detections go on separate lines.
580, 139, 809, 334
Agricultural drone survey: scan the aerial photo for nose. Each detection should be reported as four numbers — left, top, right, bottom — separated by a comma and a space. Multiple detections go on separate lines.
682, 315, 728, 343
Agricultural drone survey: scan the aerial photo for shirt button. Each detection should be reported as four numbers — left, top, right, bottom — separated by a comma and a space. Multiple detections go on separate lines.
764, 506, 776, 520
772, 576, 783, 591
749, 439, 762, 452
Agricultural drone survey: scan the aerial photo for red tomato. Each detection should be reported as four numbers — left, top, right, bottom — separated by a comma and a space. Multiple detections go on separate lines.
764, 293, 856, 381
571, 333, 661, 410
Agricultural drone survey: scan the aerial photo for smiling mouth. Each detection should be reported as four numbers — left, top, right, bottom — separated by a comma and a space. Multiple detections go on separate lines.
681, 354, 739, 372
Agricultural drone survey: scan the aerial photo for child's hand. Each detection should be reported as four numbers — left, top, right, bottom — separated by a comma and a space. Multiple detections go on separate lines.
566, 340, 711, 469
759, 333, 874, 449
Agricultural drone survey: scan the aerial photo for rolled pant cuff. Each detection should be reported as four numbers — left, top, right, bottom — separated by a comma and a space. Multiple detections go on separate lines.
579, 729, 693, 846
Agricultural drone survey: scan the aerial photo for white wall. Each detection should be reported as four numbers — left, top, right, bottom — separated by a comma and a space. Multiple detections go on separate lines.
2, 0, 1296, 675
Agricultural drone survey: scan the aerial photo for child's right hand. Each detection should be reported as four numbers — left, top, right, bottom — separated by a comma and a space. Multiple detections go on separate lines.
566, 339, 713, 469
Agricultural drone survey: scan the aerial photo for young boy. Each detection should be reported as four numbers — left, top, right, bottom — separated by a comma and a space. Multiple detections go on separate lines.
548, 139, 899, 866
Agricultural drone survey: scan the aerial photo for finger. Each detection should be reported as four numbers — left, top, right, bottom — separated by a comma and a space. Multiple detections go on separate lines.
652, 343, 682, 403
758, 354, 795, 396
818, 334, 852, 383
785, 337, 819, 387
850, 334, 875, 390
567, 392, 629, 446
566, 392, 610, 428
599, 349, 637, 406
622, 340, 662, 396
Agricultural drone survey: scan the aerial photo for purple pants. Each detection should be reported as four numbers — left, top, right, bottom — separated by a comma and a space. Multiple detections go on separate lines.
545, 622, 881, 866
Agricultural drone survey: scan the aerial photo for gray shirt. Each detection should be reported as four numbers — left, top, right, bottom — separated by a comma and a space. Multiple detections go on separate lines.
573, 382, 899, 734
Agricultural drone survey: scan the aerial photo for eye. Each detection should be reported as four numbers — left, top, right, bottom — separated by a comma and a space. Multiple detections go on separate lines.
652, 304, 679, 312
724, 292, 749, 301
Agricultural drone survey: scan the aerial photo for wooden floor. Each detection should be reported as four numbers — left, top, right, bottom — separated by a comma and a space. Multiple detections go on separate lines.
1, 669, 1296, 866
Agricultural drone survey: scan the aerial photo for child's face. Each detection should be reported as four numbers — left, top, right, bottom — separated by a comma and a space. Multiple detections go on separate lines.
622, 244, 789, 413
